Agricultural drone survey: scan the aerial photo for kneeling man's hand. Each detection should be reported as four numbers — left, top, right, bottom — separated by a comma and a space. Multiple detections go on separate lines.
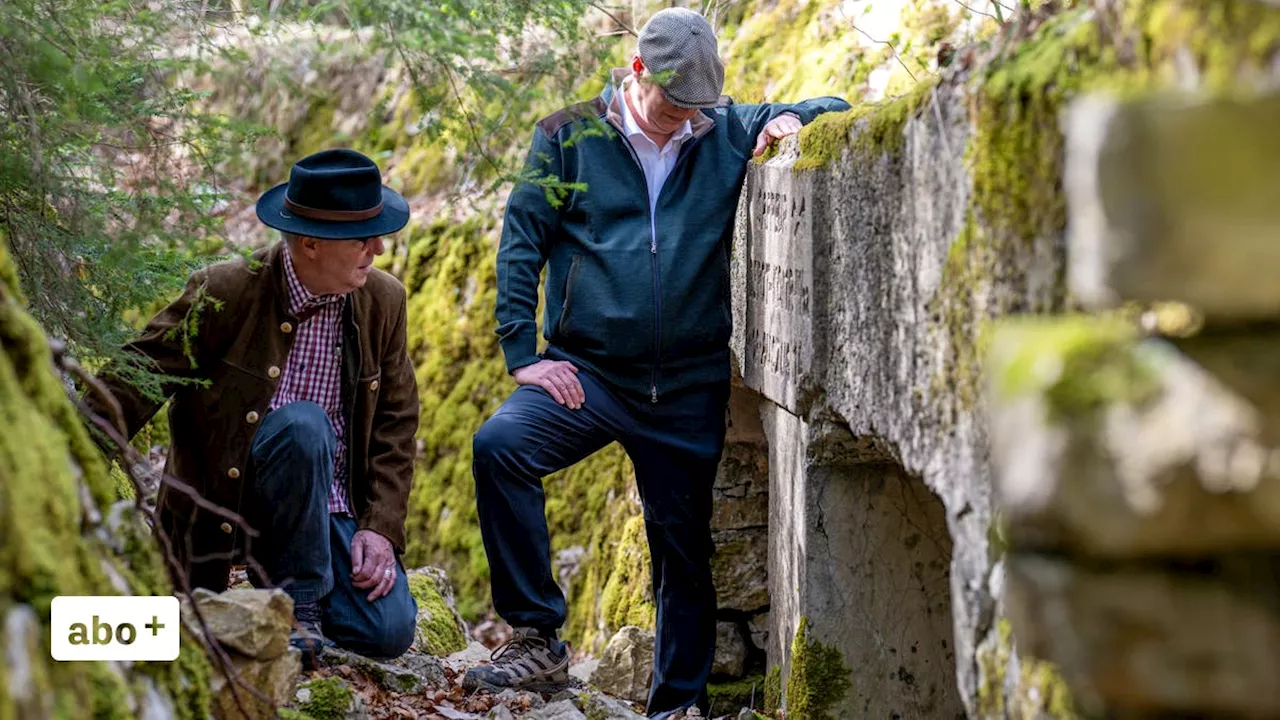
352, 529, 396, 601
513, 359, 584, 410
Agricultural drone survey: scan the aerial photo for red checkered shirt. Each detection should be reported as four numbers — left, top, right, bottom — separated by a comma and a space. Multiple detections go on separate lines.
270, 247, 351, 515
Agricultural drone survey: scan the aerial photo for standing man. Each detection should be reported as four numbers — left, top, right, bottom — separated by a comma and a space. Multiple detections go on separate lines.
87, 149, 421, 667
465, 9, 849, 718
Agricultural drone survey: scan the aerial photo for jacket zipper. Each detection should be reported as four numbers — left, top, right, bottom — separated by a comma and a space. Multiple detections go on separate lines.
606, 106, 710, 404
607, 114, 661, 403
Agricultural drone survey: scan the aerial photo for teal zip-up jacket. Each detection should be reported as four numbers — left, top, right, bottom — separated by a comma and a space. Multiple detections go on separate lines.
495, 69, 850, 401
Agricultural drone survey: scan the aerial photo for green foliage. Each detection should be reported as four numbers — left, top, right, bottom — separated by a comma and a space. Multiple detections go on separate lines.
0, 0, 251, 399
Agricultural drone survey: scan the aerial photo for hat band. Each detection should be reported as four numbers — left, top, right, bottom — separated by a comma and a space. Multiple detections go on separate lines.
284, 195, 383, 222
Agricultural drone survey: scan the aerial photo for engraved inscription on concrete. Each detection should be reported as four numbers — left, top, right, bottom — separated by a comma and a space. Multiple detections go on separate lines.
744, 173, 813, 411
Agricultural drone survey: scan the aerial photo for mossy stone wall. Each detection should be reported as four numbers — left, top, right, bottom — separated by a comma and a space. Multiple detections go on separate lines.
0, 241, 211, 718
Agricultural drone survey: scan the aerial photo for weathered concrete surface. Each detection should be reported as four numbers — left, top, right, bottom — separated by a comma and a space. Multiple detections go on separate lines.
733, 80, 1008, 717
989, 91, 1280, 717
764, 406, 960, 718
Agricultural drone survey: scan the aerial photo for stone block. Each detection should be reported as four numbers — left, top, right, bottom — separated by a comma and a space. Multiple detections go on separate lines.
710, 528, 769, 612
1066, 93, 1280, 320
713, 621, 748, 678
988, 319, 1280, 558
182, 587, 293, 660
1006, 552, 1280, 717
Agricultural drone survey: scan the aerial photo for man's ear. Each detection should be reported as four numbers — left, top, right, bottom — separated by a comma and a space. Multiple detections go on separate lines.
298, 236, 322, 258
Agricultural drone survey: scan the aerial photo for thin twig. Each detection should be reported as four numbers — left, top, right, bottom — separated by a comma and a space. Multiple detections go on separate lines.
589, 2, 637, 37
849, 23, 918, 83
952, 0, 1000, 21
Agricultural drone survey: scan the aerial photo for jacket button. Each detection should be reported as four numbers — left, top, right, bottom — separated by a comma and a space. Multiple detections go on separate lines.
370, 379, 380, 391
220, 522, 233, 534
280, 321, 293, 334
227, 467, 241, 479
246, 411, 260, 424
268, 365, 281, 379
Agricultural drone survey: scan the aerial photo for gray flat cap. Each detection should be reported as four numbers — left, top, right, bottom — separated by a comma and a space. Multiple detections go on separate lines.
638, 8, 725, 109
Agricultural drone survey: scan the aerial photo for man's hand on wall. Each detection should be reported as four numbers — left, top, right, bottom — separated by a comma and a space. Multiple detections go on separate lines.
753, 113, 804, 157
351, 529, 397, 601
513, 359, 584, 410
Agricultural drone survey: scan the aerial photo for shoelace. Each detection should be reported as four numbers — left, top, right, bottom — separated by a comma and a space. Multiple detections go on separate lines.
490, 631, 549, 664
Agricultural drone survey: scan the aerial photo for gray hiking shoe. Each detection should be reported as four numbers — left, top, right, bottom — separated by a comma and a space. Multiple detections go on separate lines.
462, 628, 569, 693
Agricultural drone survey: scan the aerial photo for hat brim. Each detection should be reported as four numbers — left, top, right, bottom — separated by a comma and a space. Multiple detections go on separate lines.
255, 183, 410, 240
661, 87, 720, 110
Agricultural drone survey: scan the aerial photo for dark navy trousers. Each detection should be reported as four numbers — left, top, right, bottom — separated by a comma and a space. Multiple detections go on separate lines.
473, 357, 729, 717
248, 401, 417, 660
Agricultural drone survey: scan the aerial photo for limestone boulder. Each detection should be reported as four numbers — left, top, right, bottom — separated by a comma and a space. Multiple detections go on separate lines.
590, 626, 654, 705
293, 676, 368, 719
210, 646, 302, 719
182, 587, 293, 660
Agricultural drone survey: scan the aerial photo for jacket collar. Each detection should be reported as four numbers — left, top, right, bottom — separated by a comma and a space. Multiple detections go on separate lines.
602, 68, 715, 141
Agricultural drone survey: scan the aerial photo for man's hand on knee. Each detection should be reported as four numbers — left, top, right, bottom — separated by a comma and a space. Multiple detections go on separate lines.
512, 359, 584, 410
351, 529, 396, 601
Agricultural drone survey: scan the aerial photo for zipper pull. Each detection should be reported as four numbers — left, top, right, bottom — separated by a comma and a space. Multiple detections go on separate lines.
650, 237, 657, 254
650, 384, 658, 403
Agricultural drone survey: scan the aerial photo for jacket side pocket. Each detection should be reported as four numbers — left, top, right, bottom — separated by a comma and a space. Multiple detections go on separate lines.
556, 254, 583, 340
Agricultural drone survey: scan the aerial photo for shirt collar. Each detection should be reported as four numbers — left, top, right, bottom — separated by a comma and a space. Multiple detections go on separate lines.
618, 78, 693, 150
282, 243, 344, 315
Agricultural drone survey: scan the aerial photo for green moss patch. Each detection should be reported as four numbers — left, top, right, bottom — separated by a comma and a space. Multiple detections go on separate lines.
785, 618, 852, 720
989, 314, 1161, 422
406, 572, 467, 656
294, 677, 354, 720
597, 515, 656, 633
709, 674, 767, 716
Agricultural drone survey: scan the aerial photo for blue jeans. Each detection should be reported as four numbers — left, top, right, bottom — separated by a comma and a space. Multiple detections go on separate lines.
249, 401, 417, 659
473, 355, 728, 717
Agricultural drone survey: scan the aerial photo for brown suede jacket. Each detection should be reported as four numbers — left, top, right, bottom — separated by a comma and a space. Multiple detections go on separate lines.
89, 241, 419, 591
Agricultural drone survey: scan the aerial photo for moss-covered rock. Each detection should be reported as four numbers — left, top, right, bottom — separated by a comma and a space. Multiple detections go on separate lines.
405, 568, 467, 656
708, 674, 767, 716
989, 314, 1160, 422
599, 516, 656, 633
0, 239, 211, 717
293, 677, 357, 720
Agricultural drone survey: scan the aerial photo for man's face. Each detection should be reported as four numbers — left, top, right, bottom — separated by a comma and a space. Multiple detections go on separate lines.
295, 235, 385, 295
630, 59, 700, 135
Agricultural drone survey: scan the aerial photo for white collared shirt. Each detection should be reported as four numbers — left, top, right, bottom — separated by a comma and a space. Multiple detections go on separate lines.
618, 80, 694, 231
